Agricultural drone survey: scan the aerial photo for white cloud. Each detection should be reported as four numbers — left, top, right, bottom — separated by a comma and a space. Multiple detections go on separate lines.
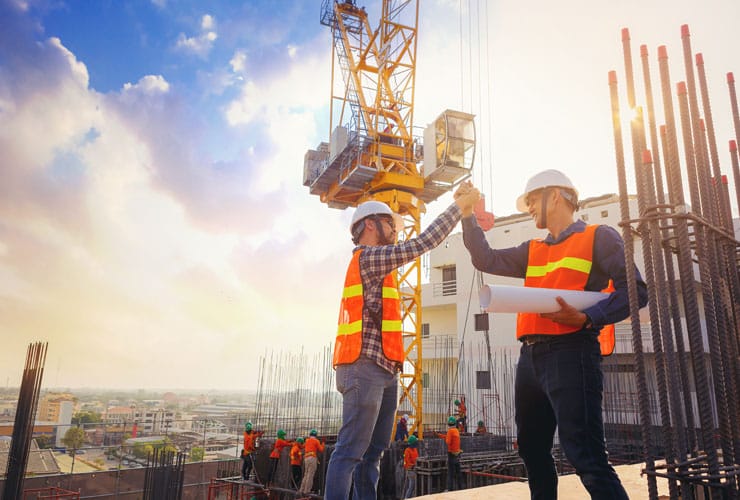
229, 50, 247, 74
175, 14, 218, 58
123, 74, 170, 94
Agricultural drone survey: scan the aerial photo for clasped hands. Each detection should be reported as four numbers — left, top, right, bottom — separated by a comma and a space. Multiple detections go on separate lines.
453, 180, 481, 217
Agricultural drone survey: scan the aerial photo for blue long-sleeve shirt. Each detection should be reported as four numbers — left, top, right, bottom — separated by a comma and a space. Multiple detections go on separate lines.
461, 216, 648, 328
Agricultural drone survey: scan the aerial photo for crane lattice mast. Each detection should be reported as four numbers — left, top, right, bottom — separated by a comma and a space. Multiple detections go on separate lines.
304, 0, 475, 437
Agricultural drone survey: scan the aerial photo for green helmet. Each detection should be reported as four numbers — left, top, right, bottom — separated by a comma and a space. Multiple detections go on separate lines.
454, 399, 461, 406
407, 435, 418, 446
448, 416, 457, 426
277, 429, 286, 439
245, 422, 253, 432
296, 437, 305, 444
478, 420, 484, 426
309, 429, 318, 437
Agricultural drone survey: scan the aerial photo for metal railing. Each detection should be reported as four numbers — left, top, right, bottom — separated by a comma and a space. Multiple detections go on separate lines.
431, 280, 456, 297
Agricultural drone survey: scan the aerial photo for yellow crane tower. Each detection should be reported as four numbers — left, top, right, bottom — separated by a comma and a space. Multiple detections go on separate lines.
303, 0, 475, 437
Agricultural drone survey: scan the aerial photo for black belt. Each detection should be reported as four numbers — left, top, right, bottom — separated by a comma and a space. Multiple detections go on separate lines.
520, 334, 557, 346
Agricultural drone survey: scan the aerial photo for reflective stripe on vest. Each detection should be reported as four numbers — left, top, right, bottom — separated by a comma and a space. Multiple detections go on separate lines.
333, 249, 404, 366
517, 225, 615, 354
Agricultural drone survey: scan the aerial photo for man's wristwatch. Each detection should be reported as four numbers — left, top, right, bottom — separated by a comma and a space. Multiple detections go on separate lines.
582, 314, 594, 330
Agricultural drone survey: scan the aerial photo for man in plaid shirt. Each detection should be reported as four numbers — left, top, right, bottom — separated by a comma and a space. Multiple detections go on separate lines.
324, 182, 480, 500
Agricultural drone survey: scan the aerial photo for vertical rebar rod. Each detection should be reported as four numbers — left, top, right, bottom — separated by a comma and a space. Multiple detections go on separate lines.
676, 80, 725, 475
680, 26, 737, 470
638, 147, 686, 499
608, 68, 659, 500
656, 43, 715, 463
3, 342, 48, 500
659, 124, 698, 451
727, 74, 740, 212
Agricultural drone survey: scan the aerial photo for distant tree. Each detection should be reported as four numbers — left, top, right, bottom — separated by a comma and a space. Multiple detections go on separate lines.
62, 427, 85, 451
189, 446, 204, 462
34, 435, 53, 449
133, 443, 154, 459
72, 410, 102, 425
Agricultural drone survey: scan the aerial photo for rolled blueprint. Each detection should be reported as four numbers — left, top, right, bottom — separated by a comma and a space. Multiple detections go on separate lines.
479, 284, 610, 313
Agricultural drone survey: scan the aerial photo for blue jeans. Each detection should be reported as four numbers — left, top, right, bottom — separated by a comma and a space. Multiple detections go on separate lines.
403, 469, 417, 498
325, 357, 398, 500
515, 333, 628, 500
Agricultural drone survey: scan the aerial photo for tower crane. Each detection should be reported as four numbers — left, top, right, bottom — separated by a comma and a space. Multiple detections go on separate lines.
303, 0, 476, 437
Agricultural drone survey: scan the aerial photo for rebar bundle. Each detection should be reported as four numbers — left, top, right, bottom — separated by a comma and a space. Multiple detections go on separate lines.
2, 342, 48, 500
253, 345, 341, 438
142, 448, 185, 500
610, 25, 740, 500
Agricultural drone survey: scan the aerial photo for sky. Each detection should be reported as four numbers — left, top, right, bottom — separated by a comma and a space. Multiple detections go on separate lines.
1, 0, 739, 391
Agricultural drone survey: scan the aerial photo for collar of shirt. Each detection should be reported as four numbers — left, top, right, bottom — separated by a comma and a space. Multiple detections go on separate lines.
543, 219, 586, 245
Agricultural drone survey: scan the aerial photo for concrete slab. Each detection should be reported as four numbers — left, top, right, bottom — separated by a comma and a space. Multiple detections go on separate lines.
417, 462, 670, 499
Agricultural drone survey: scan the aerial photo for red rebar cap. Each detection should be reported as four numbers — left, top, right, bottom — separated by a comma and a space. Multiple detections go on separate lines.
642, 150, 653, 164
621, 28, 630, 41
658, 45, 668, 60
608, 70, 617, 84
677, 81, 687, 95
722, 175, 728, 184
728, 72, 735, 84
696, 53, 704, 65
681, 24, 690, 37
699, 118, 705, 130
730, 140, 737, 152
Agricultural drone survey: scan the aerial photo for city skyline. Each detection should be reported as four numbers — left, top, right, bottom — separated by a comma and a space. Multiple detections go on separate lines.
2, 0, 740, 390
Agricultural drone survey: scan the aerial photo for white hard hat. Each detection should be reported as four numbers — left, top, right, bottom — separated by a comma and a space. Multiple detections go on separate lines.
351, 201, 393, 231
350, 201, 403, 233
515, 169, 578, 212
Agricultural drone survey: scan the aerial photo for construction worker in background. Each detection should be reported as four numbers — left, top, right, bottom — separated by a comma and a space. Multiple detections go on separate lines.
241, 422, 263, 481
475, 420, 487, 435
436, 416, 462, 491
395, 415, 409, 441
298, 429, 325, 496
402, 435, 419, 498
460, 170, 648, 499
290, 437, 305, 490
454, 397, 467, 433
266, 428, 292, 486
324, 183, 481, 500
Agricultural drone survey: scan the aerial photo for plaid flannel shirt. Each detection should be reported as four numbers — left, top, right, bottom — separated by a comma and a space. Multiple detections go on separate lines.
353, 203, 462, 373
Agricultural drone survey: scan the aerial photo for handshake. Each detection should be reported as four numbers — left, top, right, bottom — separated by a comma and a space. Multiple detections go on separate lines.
453, 180, 481, 218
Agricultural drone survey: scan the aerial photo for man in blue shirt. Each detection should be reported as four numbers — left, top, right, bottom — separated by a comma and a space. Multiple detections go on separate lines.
461, 170, 648, 499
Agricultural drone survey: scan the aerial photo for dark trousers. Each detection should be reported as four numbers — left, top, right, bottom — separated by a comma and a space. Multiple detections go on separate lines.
267, 457, 279, 484
446, 452, 461, 491
515, 334, 628, 500
241, 455, 253, 480
291, 464, 302, 489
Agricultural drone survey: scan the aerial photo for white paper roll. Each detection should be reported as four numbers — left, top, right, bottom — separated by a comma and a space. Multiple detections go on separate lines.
479, 284, 609, 313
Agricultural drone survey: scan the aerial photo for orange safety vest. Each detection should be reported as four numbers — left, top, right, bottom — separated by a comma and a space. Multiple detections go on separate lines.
404, 447, 419, 469
304, 436, 325, 458
445, 427, 461, 454
243, 431, 259, 455
333, 249, 404, 366
290, 443, 303, 466
270, 438, 291, 459
517, 224, 615, 356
